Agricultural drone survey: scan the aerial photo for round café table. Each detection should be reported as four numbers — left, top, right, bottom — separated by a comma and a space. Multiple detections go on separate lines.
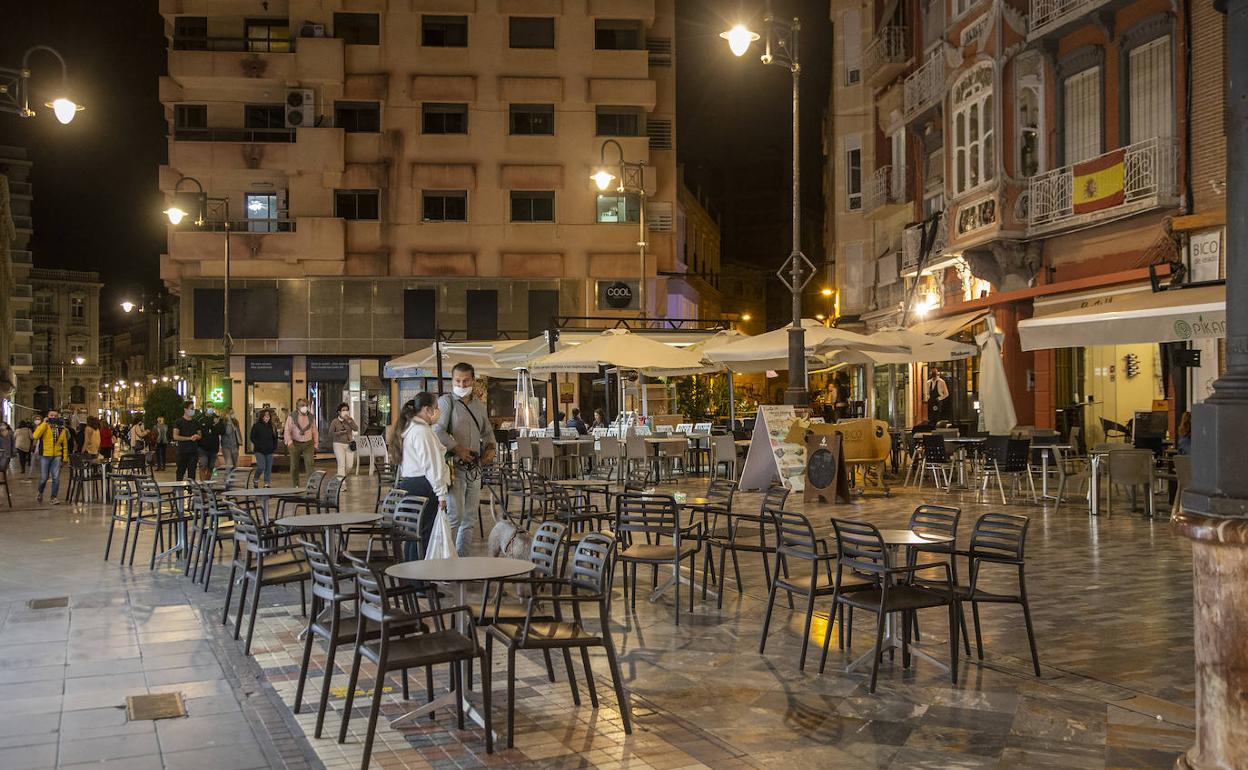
843, 529, 955, 676
385, 557, 534, 732
271, 512, 380, 560
222, 486, 303, 521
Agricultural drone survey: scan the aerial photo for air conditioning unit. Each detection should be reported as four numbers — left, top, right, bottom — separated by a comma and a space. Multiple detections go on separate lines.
299, 22, 326, 38
285, 89, 314, 128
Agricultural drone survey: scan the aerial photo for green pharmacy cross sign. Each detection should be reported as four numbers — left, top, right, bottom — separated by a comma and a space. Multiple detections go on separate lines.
208, 387, 226, 404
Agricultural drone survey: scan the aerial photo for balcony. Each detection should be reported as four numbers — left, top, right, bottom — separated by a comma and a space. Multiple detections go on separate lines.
13, 318, 32, 334
167, 127, 344, 175
901, 215, 954, 277
12, 215, 32, 231
7, 181, 32, 196
12, 284, 32, 304
1028, 0, 1116, 41
10, 353, 33, 371
1028, 136, 1179, 237
169, 216, 345, 265
864, 165, 909, 220
863, 26, 909, 89
903, 54, 945, 123
173, 127, 295, 143
31, 310, 58, 324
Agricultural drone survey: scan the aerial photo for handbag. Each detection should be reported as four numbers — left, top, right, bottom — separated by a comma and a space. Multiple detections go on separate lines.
348, 440, 357, 451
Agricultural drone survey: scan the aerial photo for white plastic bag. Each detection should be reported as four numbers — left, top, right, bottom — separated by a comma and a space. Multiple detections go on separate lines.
425, 507, 457, 560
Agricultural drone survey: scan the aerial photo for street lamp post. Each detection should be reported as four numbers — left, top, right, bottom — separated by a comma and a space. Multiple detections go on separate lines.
59, 355, 85, 407
592, 139, 648, 321
164, 177, 232, 376
722, 3, 815, 405
121, 291, 168, 377
0, 45, 84, 123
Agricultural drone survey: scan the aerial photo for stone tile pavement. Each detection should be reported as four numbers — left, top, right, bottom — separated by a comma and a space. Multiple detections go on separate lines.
0, 463, 1196, 769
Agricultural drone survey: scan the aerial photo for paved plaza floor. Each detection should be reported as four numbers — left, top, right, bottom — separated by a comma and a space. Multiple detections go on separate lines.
0, 464, 1195, 769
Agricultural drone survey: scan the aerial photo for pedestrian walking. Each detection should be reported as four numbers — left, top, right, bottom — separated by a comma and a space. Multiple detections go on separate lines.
197, 409, 221, 479
330, 402, 358, 483
220, 408, 242, 468
283, 398, 318, 487
250, 408, 278, 487
173, 405, 202, 481
14, 421, 32, 475
83, 417, 101, 458
432, 362, 496, 556
396, 394, 449, 559
31, 409, 70, 504
154, 416, 169, 470
99, 421, 115, 460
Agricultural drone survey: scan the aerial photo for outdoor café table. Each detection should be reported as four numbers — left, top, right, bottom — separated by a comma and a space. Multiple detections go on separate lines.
1030, 444, 1073, 501
271, 512, 380, 560
222, 486, 303, 522
146, 480, 197, 564
384, 557, 535, 731
643, 436, 689, 481
844, 529, 955, 676
1087, 449, 1114, 516
943, 437, 985, 488
552, 477, 621, 508
669, 494, 734, 601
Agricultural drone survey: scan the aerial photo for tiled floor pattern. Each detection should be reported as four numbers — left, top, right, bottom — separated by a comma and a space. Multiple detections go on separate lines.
0, 467, 1196, 769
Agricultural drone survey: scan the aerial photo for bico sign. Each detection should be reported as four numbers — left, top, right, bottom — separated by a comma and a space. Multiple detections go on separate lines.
597, 280, 638, 310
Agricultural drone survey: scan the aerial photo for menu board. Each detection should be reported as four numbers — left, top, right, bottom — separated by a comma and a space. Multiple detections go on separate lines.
738, 405, 808, 491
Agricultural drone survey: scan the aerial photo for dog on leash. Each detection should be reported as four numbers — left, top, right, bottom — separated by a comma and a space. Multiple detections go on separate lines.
486, 503, 533, 599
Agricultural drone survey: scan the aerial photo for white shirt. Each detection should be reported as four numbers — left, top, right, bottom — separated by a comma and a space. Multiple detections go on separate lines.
399, 417, 450, 498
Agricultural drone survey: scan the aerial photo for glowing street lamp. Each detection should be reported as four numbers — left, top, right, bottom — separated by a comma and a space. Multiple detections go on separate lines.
591, 169, 617, 191
720, 24, 760, 57
1, 46, 85, 123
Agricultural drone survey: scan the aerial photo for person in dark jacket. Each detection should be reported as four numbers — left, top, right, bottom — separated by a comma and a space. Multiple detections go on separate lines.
566, 407, 589, 435
196, 410, 222, 479
250, 409, 278, 487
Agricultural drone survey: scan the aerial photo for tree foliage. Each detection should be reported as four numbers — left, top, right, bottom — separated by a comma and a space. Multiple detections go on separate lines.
143, 386, 185, 429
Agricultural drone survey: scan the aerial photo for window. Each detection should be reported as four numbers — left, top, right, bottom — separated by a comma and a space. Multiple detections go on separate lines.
335, 101, 381, 133
422, 103, 468, 134
951, 62, 995, 195
921, 0, 945, 53
890, 128, 906, 194
334, 12, 380, 45
70, 295, 85, 321
1017, 54, 1043, 178
244, 104, 284, 129
334, 189, 380, 220
509, 104, 555, 135
1128, 35, 1173, 143
595, 19, 644, 50
509, 17, 555, 48
403, 288, 436, 339
245, 19, 291, 52
68, 339, 86, 357
953, 0, 979, 17
843, 9, 861, 85
596, 106, 642, 136
174, 104, 207, 129
845, 134, 862, 211
34, 292, 52, 314
596, 193, 641, 223
422, 15, 467, 47
422, 191, 467, 222
466, 290, 499, 340
173, 16, 207, 49
246, 193, 278, 232
1062, 66, 1101, 164
510, 191, 555, 222
527, 289, 560, 338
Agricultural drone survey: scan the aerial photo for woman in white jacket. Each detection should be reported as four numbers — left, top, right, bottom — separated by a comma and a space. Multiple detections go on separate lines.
396, 393, 451, 559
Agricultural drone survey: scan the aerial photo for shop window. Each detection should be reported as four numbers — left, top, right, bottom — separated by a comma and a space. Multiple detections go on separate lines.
951, 62, 994, 195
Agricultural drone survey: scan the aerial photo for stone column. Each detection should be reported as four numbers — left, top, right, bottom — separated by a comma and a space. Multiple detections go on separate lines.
1175, 2, 1248, 769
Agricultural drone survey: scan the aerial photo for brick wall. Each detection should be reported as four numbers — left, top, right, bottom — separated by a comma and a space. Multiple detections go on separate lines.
1190, 2, 1227, 214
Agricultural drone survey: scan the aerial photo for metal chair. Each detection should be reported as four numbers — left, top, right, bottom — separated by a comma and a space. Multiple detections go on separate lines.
225, 466, 254, 490
613, 493, 701, 626
1107, 448, 1156, 517
960, 513, 1041, 676
916, 434, 954, 491
223, 506, 309, 655
485, 532, 630, 749
102, 476, 140, 561
277, 469, 327, 517
705, 484, 789, 610
979, 437, 1036, 504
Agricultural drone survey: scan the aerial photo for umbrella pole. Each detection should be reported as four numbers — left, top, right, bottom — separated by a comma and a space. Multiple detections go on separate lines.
728, 370, 736, 431
435, 333, 444, 395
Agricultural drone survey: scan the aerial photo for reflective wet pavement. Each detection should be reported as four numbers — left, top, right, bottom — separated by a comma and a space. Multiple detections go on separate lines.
0, 467, 1194, 769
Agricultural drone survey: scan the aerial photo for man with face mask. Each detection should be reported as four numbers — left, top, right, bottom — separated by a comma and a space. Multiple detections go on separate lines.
31, 409, 70, 504
173, 403, 203, 481
432, 362, 497, 556
284, 398, 319, 487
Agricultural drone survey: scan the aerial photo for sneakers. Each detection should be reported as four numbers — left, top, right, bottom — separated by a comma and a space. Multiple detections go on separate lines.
50, 497, 60, 506
36, 494, 43, 503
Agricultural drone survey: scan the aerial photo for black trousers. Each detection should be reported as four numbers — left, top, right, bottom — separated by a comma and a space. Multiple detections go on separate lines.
397, 475, 439, 560
176, 451, 198, 481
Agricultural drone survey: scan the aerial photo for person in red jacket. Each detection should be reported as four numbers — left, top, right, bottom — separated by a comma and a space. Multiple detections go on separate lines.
99, 421, 115, 460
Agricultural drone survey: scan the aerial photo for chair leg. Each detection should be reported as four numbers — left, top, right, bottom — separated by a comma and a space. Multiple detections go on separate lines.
798, 590, 816, 670
233, 573, 250, 640
506, 647, 518, 749
1019, 570, 1042, 677
542, 649, 556, 682
971, 601, 985, 660
221, 562, 239, 625
338, 647, 364, 743
480, 651, 493, 754
673, 562, 681, 627
817, 593, 839, 674
294, 599, 317, 714
948, 602, 960, 685
359, 656, 389, 770
868, 609, 887, 694
758, 572, 779, 654
603, 635, 632, 735
561, 648, 581, 706
243, 575, 263, 655
579, 646, 599, 708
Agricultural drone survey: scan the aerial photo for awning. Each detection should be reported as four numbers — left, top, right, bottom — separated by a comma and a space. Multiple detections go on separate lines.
1018, 285, 1226, 351
906, 310, 989, 339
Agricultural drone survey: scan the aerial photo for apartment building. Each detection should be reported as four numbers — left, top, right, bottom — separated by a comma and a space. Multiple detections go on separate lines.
829, 0, 1193, 435
1, 146, 36, 422
159, 0, 692, 435
16, 268, 104, 416
675, 174, 723, 319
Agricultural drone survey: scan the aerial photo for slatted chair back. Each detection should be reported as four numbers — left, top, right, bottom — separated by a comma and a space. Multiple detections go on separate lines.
1003, 438, 1032, 473
138, 477, 163, 503
113, 475, 140, 503
625, 434, 647, 461
209, 466, 232, 487
114, 454, 147, 476
232, 506, 268, 556
908, 504, 961, 543
981, 435, 1009, 466
613, 493, 680, 549
921, 434, 950, 464
346, 553, 398, 626
320, 474, 345, 511
530, 521, 566, 578
569, 532, 616, 597
301, 470, 326, 498
225, 466, 253, 490
392, 496, 428, 541
767, 509, 823, 562
376, 487, 408, 518
705, 477, 737, 505
829, 518, 892, 573
301, 538, 348, 604
759, 484, 791, 517
968, 512, 1029, 563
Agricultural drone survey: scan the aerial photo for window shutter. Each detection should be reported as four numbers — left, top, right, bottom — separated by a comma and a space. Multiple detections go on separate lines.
647, 201, 673, 232
647, 119, 673, 150
1063, 67, 1101, 164
1128, 36, 1172, 143
843, 10, 862, 84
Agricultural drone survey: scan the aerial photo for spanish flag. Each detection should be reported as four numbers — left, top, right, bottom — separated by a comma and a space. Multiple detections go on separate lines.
1072, 148, 1125, 214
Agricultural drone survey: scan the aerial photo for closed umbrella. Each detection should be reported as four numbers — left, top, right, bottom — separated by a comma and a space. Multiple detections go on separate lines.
977, 317, 1017, 434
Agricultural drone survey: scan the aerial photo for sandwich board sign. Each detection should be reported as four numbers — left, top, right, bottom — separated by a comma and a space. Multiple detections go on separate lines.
738, 405, 808, 491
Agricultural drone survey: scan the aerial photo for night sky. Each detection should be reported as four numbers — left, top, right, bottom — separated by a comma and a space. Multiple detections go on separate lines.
2, 0, 831, 331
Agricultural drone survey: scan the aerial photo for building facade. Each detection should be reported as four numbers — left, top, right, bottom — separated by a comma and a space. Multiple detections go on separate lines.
674, 172, 723, 319
17, 268, 104, 417
1, 146, 36, 422
828, 0, 1193, 437
159, 0, 698, 439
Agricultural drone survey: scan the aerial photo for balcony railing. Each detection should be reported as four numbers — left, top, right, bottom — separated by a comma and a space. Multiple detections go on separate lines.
172, 36, 295, 52
863, 26, 909, 88
173, 127, 296, 143
901, 215, 951, 276
903, 54, 945, 122
7, 181, 32, 196
1028, 0, 1113, 40
184, 219, 298, 233
13, 284, 32, 300
10, 250, 32, 265
31, 310, 58, 323
13, 318, 32, 333
12, 215, 32, 230
864, 165, 907, 217
10, 353, 33, 368
1028, 136, 1179, 236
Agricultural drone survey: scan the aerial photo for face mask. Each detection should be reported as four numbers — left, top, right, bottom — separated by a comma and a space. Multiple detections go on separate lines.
339, 410, 349, 417
184, 411, 193, 419
452, 385, 473, 399
206, 408, 215, 415
299, 407, 309, 415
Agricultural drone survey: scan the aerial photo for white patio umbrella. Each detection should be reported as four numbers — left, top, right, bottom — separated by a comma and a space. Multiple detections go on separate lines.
977, 317, 1017, 434
829, 329, 977, 365
384, 340, 540, 380
704, 319, 899, 373
528, 329, 712, 376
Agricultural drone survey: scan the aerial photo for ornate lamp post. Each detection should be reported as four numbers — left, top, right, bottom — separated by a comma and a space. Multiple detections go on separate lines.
592, 139, 648, 320
0, 45, 83, 123
164, 177, 232, 373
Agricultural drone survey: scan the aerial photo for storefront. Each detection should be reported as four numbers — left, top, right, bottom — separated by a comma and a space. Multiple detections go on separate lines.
244, 356, 292, 453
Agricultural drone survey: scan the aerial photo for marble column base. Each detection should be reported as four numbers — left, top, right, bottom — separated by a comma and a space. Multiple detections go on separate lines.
1172, 510, 1248, 770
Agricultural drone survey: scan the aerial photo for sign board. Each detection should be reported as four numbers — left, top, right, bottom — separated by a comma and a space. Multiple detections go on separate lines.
596, 280, 639, 311
245, 356, 292, 382
804, 429, 852, 504
738, 405, 807, 491
307, 356, 350, 381
558, 381, 575, 404
1190, 227, 1223, 283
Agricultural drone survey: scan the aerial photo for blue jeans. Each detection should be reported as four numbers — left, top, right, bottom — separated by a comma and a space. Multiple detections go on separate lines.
397, 476, 438, 561
253, 453, 274, 485
446, 473, 481, 557
38, 456, 62, 498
